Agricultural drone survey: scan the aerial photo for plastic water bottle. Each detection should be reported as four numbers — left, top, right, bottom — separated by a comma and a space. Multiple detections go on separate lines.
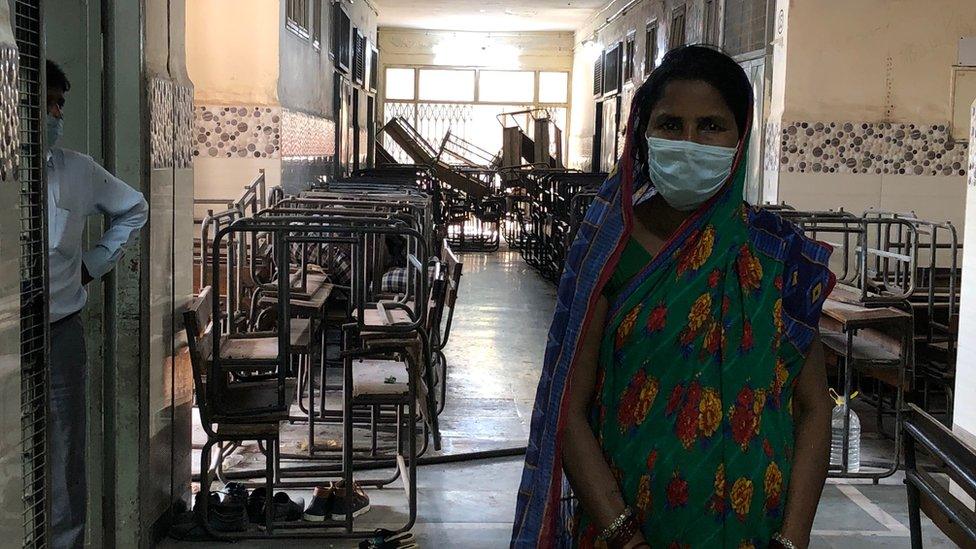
829, 389, 860, 473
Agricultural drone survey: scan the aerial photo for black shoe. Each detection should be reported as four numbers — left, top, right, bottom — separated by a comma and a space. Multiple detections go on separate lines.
331, 481, 370, 520
271, 492, 305, 522
224, 482, 249, 506
246, 487, 268, 524
359, 529, 416, 548
195, 491, 248, 532
302, 485, 334, 522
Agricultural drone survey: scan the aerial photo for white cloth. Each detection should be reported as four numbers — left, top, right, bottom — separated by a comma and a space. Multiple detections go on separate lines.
47, 148, 148, 322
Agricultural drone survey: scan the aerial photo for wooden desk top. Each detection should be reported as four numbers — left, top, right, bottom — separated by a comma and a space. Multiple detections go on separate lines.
822, 299, 910, 327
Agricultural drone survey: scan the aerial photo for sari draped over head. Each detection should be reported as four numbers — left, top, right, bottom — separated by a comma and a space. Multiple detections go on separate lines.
512, 90, 835, 548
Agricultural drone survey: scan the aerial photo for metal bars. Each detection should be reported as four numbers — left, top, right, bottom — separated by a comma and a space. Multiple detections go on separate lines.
14, 0, 47, 546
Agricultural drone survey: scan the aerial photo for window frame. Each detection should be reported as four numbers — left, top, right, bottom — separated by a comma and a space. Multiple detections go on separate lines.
286, 0, 311, 39
312, 0, 322, 50
624, 31, 637, 84
669, 4, 687, 50
645, 21, 659, 76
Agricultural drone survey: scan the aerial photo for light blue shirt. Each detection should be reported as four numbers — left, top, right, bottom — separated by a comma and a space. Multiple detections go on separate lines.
47, 148, 149, 322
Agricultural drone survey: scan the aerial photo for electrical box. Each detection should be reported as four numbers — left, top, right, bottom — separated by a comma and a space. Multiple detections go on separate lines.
960, 37, 976, 66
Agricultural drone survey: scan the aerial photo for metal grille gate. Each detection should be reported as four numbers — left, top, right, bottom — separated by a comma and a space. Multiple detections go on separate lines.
14, 0, 48, 546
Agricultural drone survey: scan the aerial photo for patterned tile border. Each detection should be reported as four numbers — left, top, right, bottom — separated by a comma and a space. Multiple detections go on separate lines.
281, 109, 336, 159
149, 78, 174, 169
767, 120, 970, 177
174, 84, 194, 169
193, 105, 282, 159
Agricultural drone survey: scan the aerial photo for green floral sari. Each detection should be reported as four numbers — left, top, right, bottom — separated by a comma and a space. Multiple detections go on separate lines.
574, 160, 834, 548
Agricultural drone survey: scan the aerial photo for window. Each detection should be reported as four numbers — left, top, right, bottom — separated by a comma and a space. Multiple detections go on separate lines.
418, 69, 475, 102
624, 32, 636, 82
723, 0, 767, 56
703, 0, 719, 45
332, 5, 352, 73
286, 0, 309, 37
479, 71, 535, 103
593, 52, 605, 97
603, 43, 622, 95
385, 68, 415, 100
645, 22, 659, 74
353, 29, 366, 84
669, 4, 687, 49
312, 0, 322, 50
369, 47, 379, 93
539, 72, 569, 103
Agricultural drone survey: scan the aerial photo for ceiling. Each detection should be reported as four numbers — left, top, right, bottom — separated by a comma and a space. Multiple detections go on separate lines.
371, 0, 608, 32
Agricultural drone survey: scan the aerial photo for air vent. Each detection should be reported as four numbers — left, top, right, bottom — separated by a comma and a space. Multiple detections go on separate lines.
593, 52, 604, 97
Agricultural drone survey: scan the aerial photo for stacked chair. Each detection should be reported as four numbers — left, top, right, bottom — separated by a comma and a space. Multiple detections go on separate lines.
768, 207, 961, 481
185, 166, 465, 540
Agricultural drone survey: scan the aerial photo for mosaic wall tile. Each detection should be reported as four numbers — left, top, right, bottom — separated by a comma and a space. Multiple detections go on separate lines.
193, 105, 281, 159
150, 78, 174, 169
772, 120, 969, 177
174, 84, 194, 169
763, 120, 781, 173
0, 46, 18, 182
281, 109, 336, 159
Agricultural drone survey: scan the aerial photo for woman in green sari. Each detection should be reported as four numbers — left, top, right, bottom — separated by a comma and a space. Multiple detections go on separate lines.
512, 46, 835, 549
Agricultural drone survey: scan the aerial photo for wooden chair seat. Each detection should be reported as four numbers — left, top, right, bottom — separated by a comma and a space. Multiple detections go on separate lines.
259, 282, 334, 316
352, 360, 409, 401
354, 304, 413, 328
221, 318, 313, 359
214, 421, 282, 438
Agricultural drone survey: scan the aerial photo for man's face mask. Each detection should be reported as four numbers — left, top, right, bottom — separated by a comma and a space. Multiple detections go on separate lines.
46, 116, 63, 149
642, 137, 737, 211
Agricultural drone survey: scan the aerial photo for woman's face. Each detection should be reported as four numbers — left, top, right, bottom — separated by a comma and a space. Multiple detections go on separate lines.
644, 80, 740, 148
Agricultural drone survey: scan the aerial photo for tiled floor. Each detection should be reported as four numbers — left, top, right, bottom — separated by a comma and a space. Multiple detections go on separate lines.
161, 249, 954, 548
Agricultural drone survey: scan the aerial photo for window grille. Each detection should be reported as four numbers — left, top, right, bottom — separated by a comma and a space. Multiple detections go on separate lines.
14, 0, 49, 546
722, 0, 768, 56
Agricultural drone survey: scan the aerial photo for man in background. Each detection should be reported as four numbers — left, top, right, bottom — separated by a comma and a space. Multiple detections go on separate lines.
46, 60, 148, 548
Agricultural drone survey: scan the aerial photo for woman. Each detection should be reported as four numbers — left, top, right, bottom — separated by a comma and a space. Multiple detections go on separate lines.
512, 46, 835, 549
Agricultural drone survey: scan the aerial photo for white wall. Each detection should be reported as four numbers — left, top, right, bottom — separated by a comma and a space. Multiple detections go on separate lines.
954, 101, 976, 449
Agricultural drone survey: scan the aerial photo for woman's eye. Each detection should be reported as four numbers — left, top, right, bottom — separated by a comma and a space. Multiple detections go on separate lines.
659, 121, 681, 131
701, 121, 726, 132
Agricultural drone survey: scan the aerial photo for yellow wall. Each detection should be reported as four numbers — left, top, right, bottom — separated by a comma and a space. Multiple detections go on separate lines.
778, 0, 976, 123
186, 0, 280, 105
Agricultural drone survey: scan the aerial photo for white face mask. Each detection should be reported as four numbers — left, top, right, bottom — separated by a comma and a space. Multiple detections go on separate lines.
643, 137, 737, 211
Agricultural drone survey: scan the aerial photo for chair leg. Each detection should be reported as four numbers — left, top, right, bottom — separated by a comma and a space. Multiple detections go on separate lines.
265, 435, 275, 533
198, 438, 216, 537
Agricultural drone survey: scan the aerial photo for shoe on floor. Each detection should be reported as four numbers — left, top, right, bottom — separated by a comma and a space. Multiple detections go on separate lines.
303, 485, 334, 522
270, 492, 305, 522
359, 529, 416, 548
246, 487, 268, 524
331, 480, 371, 520
194, 490, 248, 532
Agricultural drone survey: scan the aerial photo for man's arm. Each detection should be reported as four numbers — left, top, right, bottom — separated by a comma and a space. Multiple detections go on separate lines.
82, 159, 148, 281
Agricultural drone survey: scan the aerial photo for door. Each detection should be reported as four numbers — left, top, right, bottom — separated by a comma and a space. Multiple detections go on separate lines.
592, 100, 604, 173
601, 95, 620, 173
740, 56, 767, 205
